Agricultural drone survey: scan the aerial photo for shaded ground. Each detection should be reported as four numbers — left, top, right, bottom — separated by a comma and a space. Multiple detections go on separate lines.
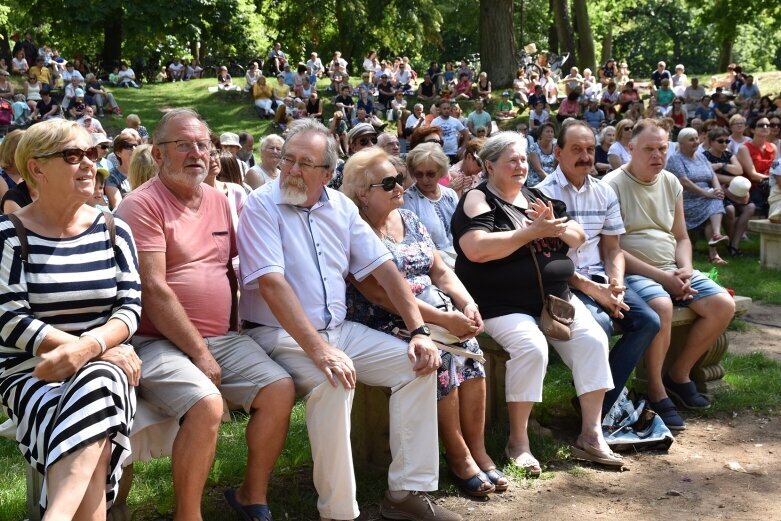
728, 303, 781, 362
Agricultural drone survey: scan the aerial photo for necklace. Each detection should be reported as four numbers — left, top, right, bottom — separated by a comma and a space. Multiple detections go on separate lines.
362, 210, 397, 243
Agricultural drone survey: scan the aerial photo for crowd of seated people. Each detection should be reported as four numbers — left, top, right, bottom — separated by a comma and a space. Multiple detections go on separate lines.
0, 33, 773, 521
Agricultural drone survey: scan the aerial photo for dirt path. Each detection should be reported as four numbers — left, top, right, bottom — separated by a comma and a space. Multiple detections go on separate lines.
358, 304, 781, 521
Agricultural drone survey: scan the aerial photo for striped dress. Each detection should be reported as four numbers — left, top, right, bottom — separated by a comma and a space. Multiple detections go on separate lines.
0, 211, 142, 513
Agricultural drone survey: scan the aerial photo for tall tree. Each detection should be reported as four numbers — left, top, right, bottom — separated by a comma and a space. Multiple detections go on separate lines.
479, 0, 516, 87
551, 0, 576, 66
572, 0, 595, 71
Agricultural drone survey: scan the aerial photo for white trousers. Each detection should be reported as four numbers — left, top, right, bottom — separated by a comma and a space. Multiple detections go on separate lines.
483, 295, 613, 402
247, 321, 438, 520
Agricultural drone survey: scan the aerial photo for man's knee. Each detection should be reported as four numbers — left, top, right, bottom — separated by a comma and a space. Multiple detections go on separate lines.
251, 377, 295, 413
182, 394, 223, 430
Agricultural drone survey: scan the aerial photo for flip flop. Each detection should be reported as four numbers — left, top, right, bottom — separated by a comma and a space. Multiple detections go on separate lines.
224, 487, 273, 521
570, 436, 625, 468
482, 468, 510, 492
505, 447, 542, 478
708, 234, 729, 246
709, 254, 728, 265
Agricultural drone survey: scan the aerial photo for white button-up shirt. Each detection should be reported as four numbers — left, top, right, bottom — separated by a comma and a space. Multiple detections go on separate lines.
237, 181, 392, 330
536, 166, 625, 276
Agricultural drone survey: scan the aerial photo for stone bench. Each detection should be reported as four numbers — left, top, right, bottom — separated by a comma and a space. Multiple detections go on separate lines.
748, 219, 781, 270
479, 295, 752, 425
351, 295, 752, 466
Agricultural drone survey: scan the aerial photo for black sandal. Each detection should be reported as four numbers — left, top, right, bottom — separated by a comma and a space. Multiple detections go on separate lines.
482, 468, 510, 492
451, 470, 495, 497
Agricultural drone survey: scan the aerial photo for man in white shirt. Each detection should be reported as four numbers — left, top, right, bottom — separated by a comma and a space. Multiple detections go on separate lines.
168, 58, 185, 81
683, 77, 706, 118
237, 119, 461, 521
431, 99, 469, 163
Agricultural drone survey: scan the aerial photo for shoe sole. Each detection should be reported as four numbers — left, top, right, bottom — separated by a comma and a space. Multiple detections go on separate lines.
570, 444, 625, 468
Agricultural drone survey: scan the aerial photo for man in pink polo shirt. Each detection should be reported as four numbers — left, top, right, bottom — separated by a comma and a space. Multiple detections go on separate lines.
118, 108, 293, 521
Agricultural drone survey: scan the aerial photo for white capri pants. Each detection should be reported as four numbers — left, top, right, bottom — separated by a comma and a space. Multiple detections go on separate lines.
483, 295, 613, 402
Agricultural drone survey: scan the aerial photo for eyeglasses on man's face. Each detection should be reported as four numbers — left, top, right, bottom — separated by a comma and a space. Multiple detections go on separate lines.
157, 139, 212, 154
279, 155, 329, 174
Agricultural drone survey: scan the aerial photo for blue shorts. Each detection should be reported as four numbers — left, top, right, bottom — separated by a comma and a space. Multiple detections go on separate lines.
625, 270, 727, 306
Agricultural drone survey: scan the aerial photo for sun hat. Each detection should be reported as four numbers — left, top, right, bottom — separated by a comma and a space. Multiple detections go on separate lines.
347, 123, 377, 143
220, 132, 241, 148
728, 176, 751, 198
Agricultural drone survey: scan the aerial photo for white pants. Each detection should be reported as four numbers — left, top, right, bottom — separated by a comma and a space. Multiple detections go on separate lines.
254, 98, 272, 114
247, 321, 438, 520
483, 295, 612, 402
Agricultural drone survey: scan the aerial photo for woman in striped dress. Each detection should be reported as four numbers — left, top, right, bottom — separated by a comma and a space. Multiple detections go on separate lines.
0, 119, 142, 520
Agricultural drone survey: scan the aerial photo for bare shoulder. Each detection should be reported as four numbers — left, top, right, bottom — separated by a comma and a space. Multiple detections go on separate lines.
463, 188, 490, 218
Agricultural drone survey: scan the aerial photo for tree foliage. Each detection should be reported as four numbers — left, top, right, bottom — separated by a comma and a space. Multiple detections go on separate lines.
0, 0, 779, 79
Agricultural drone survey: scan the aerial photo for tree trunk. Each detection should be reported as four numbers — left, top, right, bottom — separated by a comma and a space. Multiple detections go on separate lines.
718, 37, 734, 71
479, 0, 516, 88
600, 24, 612, 64
572, 0, 595, 71
101, 7, 123, 72
548, 0, 559, 54
552, 0, 576, 67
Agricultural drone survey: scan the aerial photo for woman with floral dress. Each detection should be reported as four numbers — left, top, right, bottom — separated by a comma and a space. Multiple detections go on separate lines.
341, 147, 508, 498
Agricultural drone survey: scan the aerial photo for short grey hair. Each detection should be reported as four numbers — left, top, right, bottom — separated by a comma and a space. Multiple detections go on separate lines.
677, 127, 698, 143
406, 142, 449, 179
283, 118, 339, 172
478, 132, 527, 175
599, 125, 616, 142
413, 103, 424, 112
153, 108, 210, 145
260, 134, 284, 150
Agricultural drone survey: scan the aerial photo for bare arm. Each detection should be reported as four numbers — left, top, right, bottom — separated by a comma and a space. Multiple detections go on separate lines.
608, 153, 623, 170
736, 145, 768, 182
104, 185, 122, 210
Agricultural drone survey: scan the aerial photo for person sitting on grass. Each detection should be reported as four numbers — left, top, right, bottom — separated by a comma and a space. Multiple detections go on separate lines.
476, 71, 492, 102
217, 66, 241, 91
253, 75, 274, 118
454, 73, 472, 100
116, 62, 140, 88
495, 91, 517, 120
467, 99, 492, 137
604, 119, 736, 431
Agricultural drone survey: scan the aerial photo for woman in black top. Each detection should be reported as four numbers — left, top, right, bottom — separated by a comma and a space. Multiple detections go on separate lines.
452, 132, 622, 472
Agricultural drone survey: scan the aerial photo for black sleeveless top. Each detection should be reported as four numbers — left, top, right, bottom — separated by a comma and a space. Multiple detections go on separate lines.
451, 182, 574, 319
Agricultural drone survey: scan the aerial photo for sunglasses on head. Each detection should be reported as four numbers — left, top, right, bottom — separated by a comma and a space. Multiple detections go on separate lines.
370, 173, 405, 191
35, 147, 99, 164
357, 135, 378, 147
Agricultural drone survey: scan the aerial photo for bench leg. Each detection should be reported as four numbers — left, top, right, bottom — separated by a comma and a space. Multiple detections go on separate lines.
25, 463, 43, 521
635, 325, 730, 397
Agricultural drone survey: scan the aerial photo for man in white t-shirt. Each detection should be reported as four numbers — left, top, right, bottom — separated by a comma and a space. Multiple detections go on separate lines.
431, 99, 468, 163
168, 58, 185, 81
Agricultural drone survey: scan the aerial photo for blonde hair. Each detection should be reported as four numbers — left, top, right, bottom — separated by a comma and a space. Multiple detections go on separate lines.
340, 147, 390, 206
126, 113, 141, 127
15, 119, 87, 189
406, 142, 449, 179
0, 129, 25, 170
128, 144, 158, 189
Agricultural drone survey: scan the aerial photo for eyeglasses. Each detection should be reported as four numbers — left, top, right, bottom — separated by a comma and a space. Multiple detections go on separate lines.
425, 138, 444, 146
279, 155, 329, 174
157, 140, 212, 154
370, 173, 404, 191
756, 123, 771, 128
714, 139, 729, 144
413, 170, 439, 179
356, 135, 378, 147
35, 147, 99, 164
209, 149, 221, 158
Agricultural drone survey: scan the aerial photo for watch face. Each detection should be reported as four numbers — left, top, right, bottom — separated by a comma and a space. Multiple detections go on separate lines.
422, 325, 431, 336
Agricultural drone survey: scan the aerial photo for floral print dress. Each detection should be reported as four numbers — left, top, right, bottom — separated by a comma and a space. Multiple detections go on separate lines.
347, 209, 485, 399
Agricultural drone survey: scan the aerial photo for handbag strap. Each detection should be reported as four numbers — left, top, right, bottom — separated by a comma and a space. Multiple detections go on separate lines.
501, 202, 547, 305
7, 210, 115, 265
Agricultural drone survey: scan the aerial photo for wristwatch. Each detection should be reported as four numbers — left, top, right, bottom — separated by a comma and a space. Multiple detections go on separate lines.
410, 325, 432, 337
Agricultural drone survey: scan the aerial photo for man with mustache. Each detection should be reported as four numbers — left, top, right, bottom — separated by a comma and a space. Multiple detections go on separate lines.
117, 108, 294, 521
537, 119, 660, 417
603, 119, 735, 430
237, 118, 462, 521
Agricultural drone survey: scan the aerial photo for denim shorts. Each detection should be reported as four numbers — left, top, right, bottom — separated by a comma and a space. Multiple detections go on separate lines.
625, 270, 727, 306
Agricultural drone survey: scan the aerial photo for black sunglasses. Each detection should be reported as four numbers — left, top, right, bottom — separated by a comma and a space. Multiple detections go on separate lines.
756, 123, 770, 129
98, 144, 110, 150
714, 139, 729, 144
121, 143, 139, 151
370, 173, 404, 191
35, 147, 99, 164
770, 123, 781, 129
357, 135, 378, 147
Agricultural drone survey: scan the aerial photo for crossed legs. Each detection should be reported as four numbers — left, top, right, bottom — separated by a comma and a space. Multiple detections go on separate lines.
45, 439, 110, 521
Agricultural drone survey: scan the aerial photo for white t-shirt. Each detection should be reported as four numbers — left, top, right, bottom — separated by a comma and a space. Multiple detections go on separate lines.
431, 116, 465, 155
